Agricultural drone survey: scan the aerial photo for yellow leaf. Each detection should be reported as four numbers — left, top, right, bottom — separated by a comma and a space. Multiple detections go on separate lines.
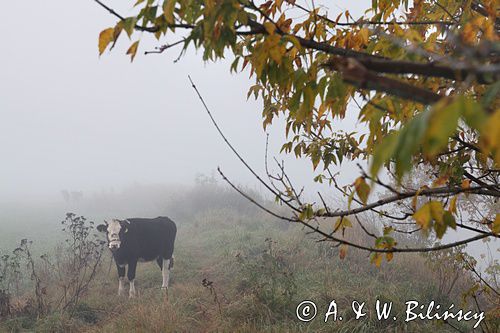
429, 201, 444, 225
386, 252, 394, 262
449, 195, 458, 213
461, 179, 471, 190
359, 28, 369, 44
371, 253, 383, 267
334, 217, 352, 232
98, 28, 114, 55
263, 22, 276, 35
492, 214, 500, 234
126, 41, 140, 62
163, 0, 176, 25
481, 109, 500, 165
354, 177, 370, 204
413, 202, 432, 229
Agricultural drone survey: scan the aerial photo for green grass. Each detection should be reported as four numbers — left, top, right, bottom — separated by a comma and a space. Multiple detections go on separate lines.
0, 184, 494, 332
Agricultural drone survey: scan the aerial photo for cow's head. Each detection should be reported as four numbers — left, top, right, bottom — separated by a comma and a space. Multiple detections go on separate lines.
97, 219, 130, 251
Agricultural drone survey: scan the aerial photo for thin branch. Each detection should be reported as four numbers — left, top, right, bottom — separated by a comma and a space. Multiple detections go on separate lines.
462, 255, 500, 297
144, 39, 186, 55
93, 0, 194, 32
289, 1, 456, 26
320, 185, 499, 218
188, 75, 301, 213
218, 167, 492, 253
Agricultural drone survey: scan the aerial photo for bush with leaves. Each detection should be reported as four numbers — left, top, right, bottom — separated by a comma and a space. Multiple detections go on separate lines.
42, 213, 106, 313
0, 213, 105, 321
236, 238, 297, 316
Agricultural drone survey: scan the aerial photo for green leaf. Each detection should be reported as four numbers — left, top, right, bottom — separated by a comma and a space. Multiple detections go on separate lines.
371, 109, 430, 178
423, 98, 461, 158
393, 110, 429, 177
443, 211, 456, 230
370, 130, 399, 177
123, 17, 138, 38
334, 217, 352, 232
481, 81, 500, 108
456, 96, 486, 132
299, 204, 314, 220
433, 221, 447, 239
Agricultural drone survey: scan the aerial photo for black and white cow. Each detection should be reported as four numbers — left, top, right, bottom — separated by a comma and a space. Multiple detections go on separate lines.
97, 216, 177, 298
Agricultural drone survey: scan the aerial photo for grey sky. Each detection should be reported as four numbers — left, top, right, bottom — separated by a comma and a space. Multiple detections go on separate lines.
0, 1, 365, 202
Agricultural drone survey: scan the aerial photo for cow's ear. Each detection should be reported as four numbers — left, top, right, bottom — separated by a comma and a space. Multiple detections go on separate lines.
96, 224, 107, 233
119, 220, 129, 233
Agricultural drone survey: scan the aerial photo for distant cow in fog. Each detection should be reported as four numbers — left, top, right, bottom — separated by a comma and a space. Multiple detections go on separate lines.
97, 216, 177, 298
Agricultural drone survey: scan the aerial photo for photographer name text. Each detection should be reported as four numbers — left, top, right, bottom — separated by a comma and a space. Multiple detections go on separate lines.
295, 299, 484, 328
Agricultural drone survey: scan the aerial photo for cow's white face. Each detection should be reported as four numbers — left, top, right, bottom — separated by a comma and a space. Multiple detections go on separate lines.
107, 219, 122, 250
97, 219, 129, 251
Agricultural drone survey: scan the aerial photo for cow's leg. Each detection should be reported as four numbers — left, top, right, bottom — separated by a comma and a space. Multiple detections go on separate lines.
117, 264, 126, 296
127, 260, 138, 298
162, 258, 171, 289
156, 257, 163, 270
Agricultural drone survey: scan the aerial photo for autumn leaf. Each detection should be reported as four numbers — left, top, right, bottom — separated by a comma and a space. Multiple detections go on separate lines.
423, 98, 461, 159
334, 217, 352, 233
370, 253, 383, 267
492, 214, 500, 234
413, 202, 432, 230
163, 0, 176, 25
429, 201, 444, 225
126, 41, 140, 62
448, 195, 458, 213
263, 22, 276, 35
354, 177, 370, 204
98, 28, 115, 55
339, 244, 348, 260
461, 179, 471, 190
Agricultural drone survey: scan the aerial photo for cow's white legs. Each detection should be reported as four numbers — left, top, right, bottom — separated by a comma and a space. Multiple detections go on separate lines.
162, 259, 170, 289
118, 276, 126, 296
129, 279, 136, 298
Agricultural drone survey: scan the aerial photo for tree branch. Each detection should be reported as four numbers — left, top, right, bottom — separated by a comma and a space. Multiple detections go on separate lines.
188, 75, 302, 214
217, 167, 492, 253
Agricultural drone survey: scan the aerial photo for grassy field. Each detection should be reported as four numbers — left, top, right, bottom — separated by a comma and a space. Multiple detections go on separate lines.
0, 181, 496, 332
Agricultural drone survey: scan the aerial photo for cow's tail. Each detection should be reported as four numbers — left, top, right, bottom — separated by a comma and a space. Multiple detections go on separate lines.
169, 255, 174, 269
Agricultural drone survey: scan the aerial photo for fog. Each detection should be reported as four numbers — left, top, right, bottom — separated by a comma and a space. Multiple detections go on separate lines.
1, 2, 496, 266
0, 1, 366, 203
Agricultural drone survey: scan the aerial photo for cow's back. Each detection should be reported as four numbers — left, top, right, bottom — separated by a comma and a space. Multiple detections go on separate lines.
122, 216, 177, 262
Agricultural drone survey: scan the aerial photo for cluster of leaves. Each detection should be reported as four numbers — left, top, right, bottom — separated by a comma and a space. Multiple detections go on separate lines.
96, 0, 499, 257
